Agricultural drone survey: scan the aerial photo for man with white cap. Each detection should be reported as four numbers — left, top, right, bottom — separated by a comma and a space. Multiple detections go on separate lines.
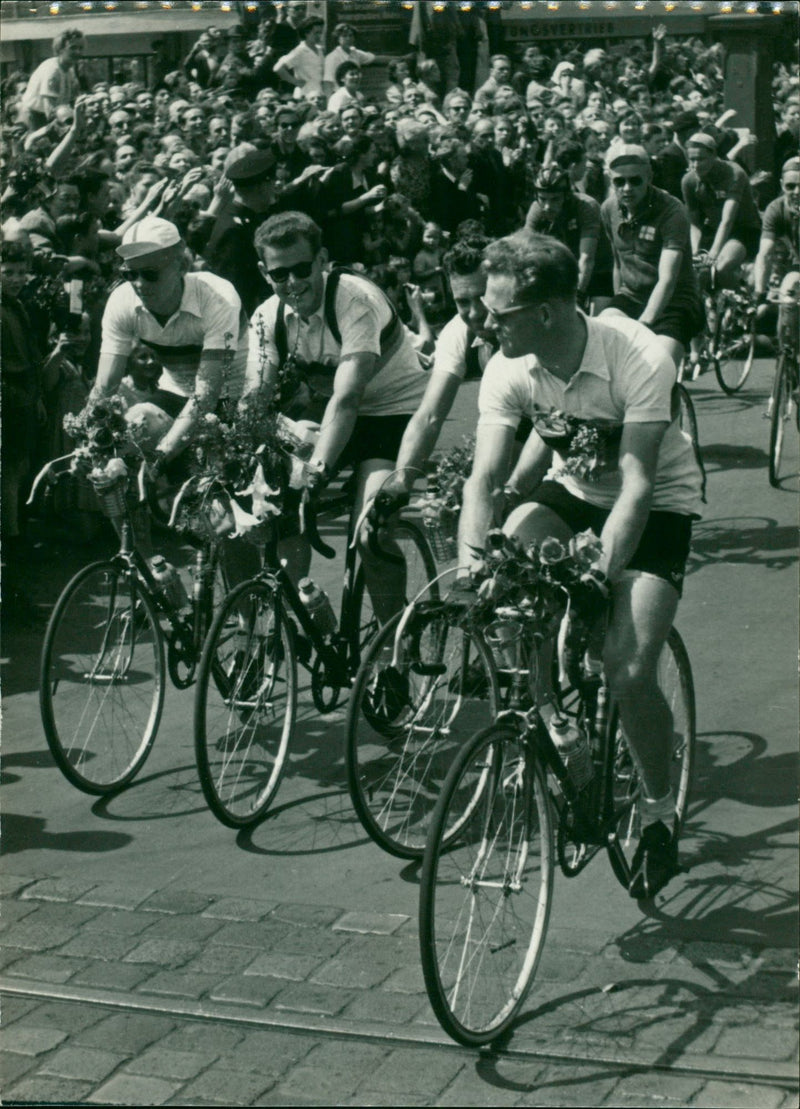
88, 215, 247, 476
681, 131, 761, 289
601, 144, 703, 370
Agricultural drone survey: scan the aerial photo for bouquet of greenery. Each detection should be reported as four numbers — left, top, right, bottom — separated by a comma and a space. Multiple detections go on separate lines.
465, 527, 604, 628
530, 406, 622, 482
419, 436, 474, 560
169, 397, 290, 542
62, 395, 140, 482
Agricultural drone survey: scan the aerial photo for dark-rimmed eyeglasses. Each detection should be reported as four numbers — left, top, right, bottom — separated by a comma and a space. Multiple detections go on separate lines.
480, 297, 536, 322
123, 266, 164, 283
783, 182, 800, 191
266, 258, 315, 284
612, 175, 645, 189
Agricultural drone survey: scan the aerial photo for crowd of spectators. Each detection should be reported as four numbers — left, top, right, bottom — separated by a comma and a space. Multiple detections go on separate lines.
2, 3, 799, 619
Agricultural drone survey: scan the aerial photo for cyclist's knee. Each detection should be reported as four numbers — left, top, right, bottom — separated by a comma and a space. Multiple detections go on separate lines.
125, 401, 174, 452
504, 502, 572, 546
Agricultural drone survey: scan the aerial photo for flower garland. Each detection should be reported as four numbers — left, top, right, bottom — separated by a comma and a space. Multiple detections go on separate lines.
530, 406, 622, 482
62, 395, 140, 486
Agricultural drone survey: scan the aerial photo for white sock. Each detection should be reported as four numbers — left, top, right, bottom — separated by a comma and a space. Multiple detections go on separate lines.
641, 791, 675, 829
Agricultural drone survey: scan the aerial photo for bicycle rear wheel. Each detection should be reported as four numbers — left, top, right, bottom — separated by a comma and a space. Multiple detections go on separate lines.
607, 627, 695, 888
768, 352, 798, 487
351, 519, 438, 656
346, 605, 499, 858
713, 299, 755, 395
419, 722, 554, 1046
40, 560, 165, 794
194, 579, 297, 828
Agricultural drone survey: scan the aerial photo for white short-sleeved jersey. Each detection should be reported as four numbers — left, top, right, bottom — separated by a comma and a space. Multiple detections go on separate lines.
100, 271, 247, 399
433, 314, 494, 379
478, 313, 703, 517
323, 45, 376, 86
247, 272, 427, 416
21, 57, 79, 118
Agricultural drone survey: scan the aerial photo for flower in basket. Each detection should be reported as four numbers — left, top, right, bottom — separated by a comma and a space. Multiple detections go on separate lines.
63, 395, 138, 476
89, 455, 129, 490
429, 435, 475, 514
539, 536, 568, 565
569, 529, 603, 571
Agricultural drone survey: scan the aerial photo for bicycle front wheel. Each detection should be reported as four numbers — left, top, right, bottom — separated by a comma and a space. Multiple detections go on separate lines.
346, 606, 499, 858
607, 627, 696, 888
351, 519, 438, 656
420, 723, 554, 1047
768, 352, 798, 487
713, 302, 755, 395
40, 560, 165, 794
194, 579, 297, 828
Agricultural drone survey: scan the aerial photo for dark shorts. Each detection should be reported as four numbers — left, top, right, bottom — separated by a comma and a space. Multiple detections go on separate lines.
699, 228, 760, 262
530, 480, 693, 597
280, 412, 412, 539
586, 269, 615, 298
608, 293, 704, 346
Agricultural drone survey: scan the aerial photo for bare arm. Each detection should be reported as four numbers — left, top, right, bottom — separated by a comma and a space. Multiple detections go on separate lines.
708, 196, 740, 261
505, 428, 553, 503
597, 420, 668, 582
458, 422, 516, 568
89, 352, 130, 402
393, 371, 462, 490
639, 247, 682, 328
753, 235, 775, 298
577, 233, 598, 299
156, 350, 226, 460
310, 351, 380, 472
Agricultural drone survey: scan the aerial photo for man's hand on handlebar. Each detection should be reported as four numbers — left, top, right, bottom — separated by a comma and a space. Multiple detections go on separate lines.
369, 486, 410, 531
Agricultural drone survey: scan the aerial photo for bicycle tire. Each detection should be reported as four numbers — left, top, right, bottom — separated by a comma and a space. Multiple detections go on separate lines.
607, 627, 695, 889
194, 578, 297, 828
346, 606, 499, 859
40, 560, 165, 795
768, 351, 795, 488
351, 519, 438, 659
713, 299, 756, 395
419, 722, 554, 1046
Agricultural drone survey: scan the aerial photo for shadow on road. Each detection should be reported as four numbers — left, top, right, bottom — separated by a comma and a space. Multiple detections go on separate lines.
688, 515, 797, 573
3, 812, 133, 855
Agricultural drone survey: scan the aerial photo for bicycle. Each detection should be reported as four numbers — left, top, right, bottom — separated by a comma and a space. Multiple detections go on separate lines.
193, 472, 437, 829
767, 290, 800, 488
690, 253, 756, 395
417, 551, 695, 1047
345, 571, 502, 859
34, 456, 229, 795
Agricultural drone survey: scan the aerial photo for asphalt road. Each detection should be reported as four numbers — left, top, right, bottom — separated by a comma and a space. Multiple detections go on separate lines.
1, 357, 798, 1107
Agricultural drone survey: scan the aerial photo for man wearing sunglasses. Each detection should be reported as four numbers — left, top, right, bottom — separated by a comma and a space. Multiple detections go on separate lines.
600, 145, 703, 370
89, 215, 247, 475
245, 211, 428, 623
460, 233, 704, 900
754, 157, 800, 320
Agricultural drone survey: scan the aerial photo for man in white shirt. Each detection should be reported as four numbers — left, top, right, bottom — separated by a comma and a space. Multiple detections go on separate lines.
20, 28, 84, 131
272, 16, 325, 102
90, 216, 247, 473
245, 211, 428, 621
462, 232, 703, 901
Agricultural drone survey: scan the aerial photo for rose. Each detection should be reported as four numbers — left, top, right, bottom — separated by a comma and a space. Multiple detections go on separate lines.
89, 426, 114, 450
104, 457, 128, 480
539, 536, 568, 564
570, 529, 603, 570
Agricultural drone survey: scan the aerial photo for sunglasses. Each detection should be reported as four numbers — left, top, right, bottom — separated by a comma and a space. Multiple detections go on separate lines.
612, 175, 645, 188
278, 119, 298, 129
123, 266, 164, 283
783, 182, 800, 191
266, 258, 315, 284
480, 297, 536, 322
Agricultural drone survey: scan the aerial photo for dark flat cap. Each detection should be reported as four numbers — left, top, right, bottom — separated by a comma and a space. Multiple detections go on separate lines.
226, 146, 276, 185
671, 109, 699, 133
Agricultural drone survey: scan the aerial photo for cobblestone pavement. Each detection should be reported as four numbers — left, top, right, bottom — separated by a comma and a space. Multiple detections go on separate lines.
2, 365, 798, 1105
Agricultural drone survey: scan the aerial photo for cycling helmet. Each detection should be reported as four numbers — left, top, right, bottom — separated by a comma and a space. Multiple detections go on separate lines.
534, 164, 570, 193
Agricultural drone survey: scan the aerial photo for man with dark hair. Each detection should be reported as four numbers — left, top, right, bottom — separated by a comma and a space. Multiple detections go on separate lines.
327, 61, 364, 114
244, 211, 428, 621
460, 232, 703, 900
429, 129, 485, 235
379, 237, 495, 504
272, 17, 325, 102
20, 28, 84, 130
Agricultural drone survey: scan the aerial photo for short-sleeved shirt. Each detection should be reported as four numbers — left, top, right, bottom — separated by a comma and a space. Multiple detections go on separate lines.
100, 272, 248, 400
323, 45, 375, 86
602, 185, 699, 311
525, 191, 602, 263
246, 271, 428, 417
477, 313, 703, 517
276, 41, 324, 99
761, 195, 800, 269
327, 86, 363, 114
433, 314, 495, 380
681, 160, 762, 241
20, 57, 79, 119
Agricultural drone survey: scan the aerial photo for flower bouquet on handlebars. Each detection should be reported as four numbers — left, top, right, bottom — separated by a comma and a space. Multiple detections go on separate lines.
168, 397, 294, 546
419, 436, 475, 561
61, 395, 144, 519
